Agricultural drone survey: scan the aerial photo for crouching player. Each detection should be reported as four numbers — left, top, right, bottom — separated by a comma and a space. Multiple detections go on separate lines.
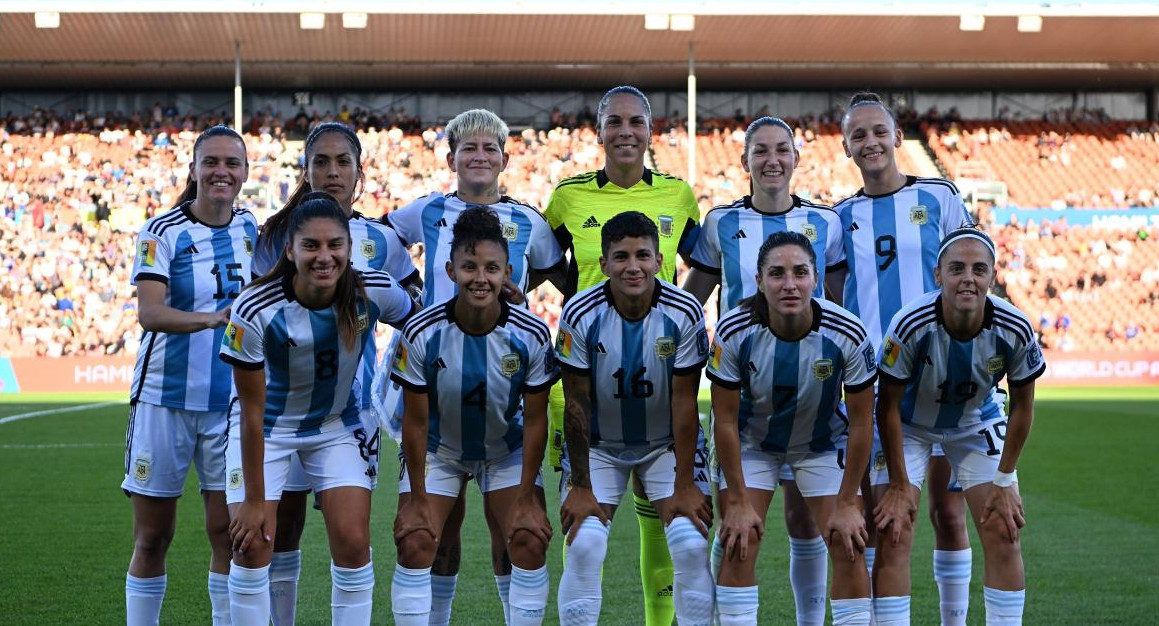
556, 211, 714, 625
390, 208, 557, 626
872, 228, 1044, 625
709, 231, 876, 625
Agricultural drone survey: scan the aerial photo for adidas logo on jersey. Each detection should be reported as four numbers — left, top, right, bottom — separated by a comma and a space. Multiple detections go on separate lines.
595, 342, 607, 354
182, 244, 199, 255
847, 222, 860, 232
731, 230, 747, 239
746, 361, 759, 373
582, 216, 601, 229
283, 338, 298, 348
433, 357, 447, 369
434, 218, 448, 228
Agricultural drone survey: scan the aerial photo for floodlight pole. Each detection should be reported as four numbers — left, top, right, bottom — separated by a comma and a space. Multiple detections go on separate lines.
687, 41, 696, 188
234, 41, 243, 134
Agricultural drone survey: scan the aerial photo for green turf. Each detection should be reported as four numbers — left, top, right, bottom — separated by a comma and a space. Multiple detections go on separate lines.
1, 390, 1156, 624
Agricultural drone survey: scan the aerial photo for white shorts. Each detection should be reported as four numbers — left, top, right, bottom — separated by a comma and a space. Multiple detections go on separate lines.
895, 419, 1011, 491
715, 443, 852, 498
561, 444, 712, 507
225, 425, 372, 505
281, 410, 383, 492
398, 449, 543, 497
121, 402, 227, 497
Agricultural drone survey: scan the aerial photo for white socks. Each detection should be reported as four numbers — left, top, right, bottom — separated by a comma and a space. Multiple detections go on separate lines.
208, 571, 231, 626
557, 517, 609, 626
269, 550, 301, 626
715, 585, 758, 626
934, 548, 972, 625
831, 597, 872, 626
126, 573, 166, 626
509, 565, 549, 625
331, 561, 374, 625
665, 516, 715, 624
429, 574, 457, 625
495, 574, 512, 624
789, 536, 829, 626
983, 587, 1025, 626
228, 563, 270, 626
873, 595, 910, 626
391, 564, 432, 626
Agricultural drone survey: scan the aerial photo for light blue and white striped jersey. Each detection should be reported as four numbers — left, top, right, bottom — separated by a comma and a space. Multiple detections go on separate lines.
253, 211, 418, 412
706, 298, 878, 454
556, 279, 710, 452
878, 291, 1045, 432
386, 193, 565, 306
835, 176, 973, 348
130, 203, 258, 412
690, 195, 844, 312
390, 298, 559, 462
219, 269, 415, 438
253, 211, 417, 283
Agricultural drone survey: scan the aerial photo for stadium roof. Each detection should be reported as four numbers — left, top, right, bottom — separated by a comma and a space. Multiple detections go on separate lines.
2, 2, 1158, 91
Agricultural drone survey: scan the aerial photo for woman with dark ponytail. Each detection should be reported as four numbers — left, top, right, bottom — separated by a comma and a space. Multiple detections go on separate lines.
219, 195, 416, 626
253, 122, 420, 625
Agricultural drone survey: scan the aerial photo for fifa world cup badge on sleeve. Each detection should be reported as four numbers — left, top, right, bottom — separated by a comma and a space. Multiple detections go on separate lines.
556, 329, 572, 359
139, 240, 157, 267
882, 335, 901, 368
224, 322, 244, 352
393, 343, 408, 373
710, 343, 723, 372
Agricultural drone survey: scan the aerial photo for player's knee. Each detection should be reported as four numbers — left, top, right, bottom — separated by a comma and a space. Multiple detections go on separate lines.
396, 530, 437, 569
329, 528, 371, 565
976, 514, 1020, 551
568, 519, 609, 569
133, 524, 176, 559
507, 528, 547, 565
665, 517, 709, 563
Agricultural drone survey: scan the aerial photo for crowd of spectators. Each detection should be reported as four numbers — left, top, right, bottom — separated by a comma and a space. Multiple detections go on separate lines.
2, 103, 1157, 357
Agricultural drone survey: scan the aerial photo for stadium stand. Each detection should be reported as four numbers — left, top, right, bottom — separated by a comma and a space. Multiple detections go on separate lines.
3, 106, 1156, 356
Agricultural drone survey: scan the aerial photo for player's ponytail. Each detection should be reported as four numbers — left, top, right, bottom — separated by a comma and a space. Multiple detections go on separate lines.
173, 125, 248, 209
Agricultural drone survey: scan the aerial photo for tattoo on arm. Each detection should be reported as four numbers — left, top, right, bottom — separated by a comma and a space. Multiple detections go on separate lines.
563, 394, 592, 489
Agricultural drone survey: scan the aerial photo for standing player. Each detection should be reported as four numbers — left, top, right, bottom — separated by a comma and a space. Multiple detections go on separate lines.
220, 195, 416, 626
709, 231, 876, 626
390, 208, 557, 626
123, 124, 257, 626
873, 228, 1043, 625
831, 92, 974, 625
545, 86, 702, 626
556, 212, 714, 625
383, 108, 564, 624
252, 122, 420, 626
684, 116, 844, 626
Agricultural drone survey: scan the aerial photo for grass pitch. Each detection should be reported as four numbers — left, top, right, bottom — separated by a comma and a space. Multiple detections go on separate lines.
1, 387, 1156, 624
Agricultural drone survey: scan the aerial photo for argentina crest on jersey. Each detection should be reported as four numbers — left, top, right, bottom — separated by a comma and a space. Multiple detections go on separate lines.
654, 336, 676, 359
799, 223, 818, 243
502, 221, 519, 241
813, 359, 834, 381
987, 355, 1005, 375
910, 205, 929, 225
361, 238, 376, 260
500, 353, 522, 377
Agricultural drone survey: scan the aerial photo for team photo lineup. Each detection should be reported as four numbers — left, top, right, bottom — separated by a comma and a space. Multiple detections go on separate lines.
6, 9, 1159, 625
110, 81, 1048, 626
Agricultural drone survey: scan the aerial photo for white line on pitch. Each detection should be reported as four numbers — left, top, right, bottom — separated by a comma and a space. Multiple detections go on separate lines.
0, 401, 124, 426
